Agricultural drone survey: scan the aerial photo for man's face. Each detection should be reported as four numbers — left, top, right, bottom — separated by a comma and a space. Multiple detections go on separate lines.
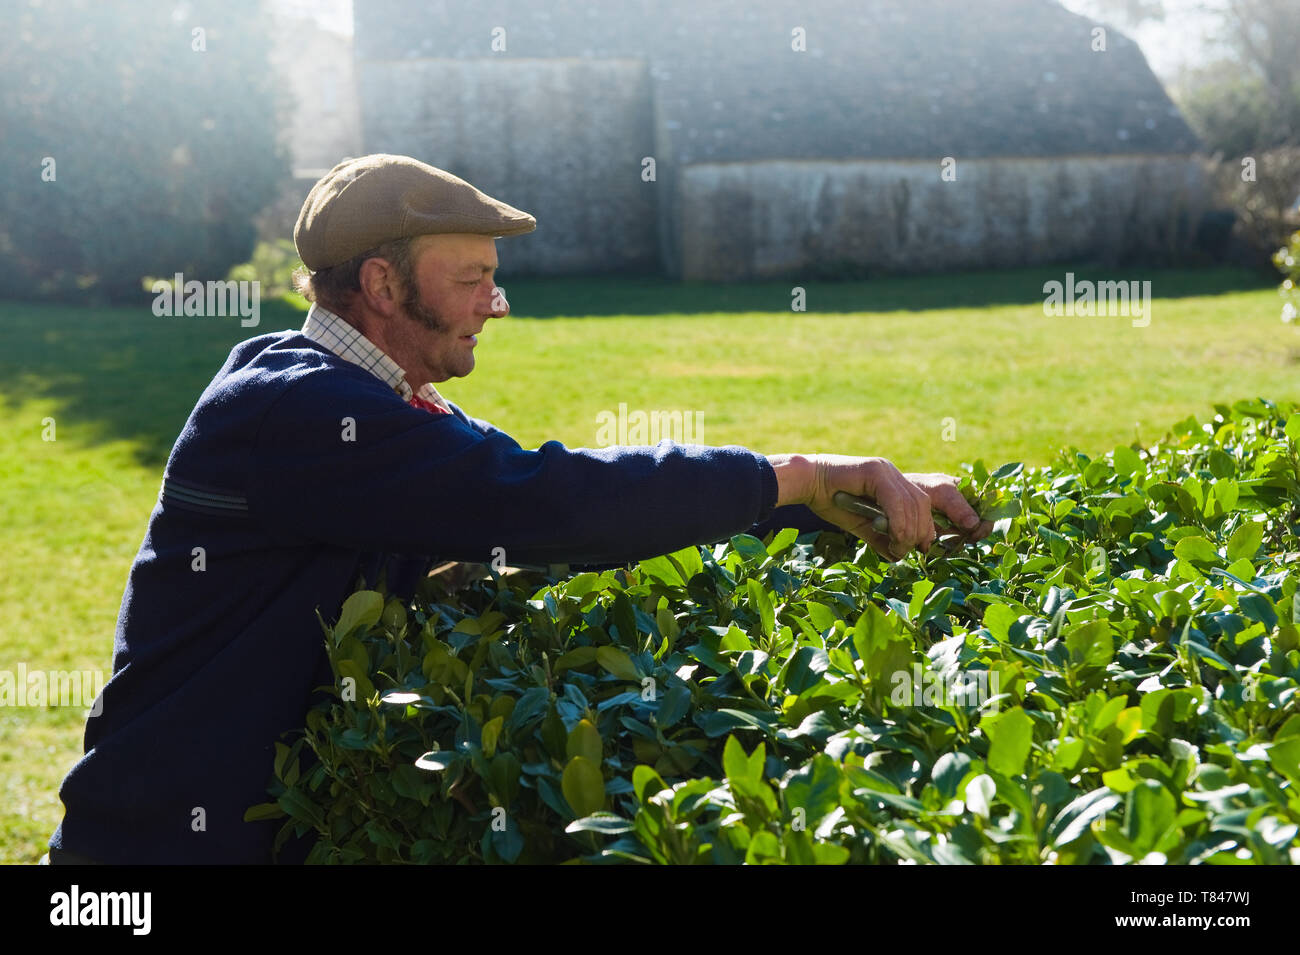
389, 233, 509, 383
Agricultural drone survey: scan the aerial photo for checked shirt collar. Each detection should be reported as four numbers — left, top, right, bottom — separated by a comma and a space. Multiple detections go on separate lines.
301, 303, 452, 414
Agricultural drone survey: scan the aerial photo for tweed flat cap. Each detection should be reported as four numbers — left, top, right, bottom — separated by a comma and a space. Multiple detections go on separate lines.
294, 154, 537, 270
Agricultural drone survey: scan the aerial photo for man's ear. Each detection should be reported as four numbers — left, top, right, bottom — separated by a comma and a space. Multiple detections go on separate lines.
357, 256, 403, 317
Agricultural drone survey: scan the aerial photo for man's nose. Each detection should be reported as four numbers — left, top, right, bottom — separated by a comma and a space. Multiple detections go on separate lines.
486, 285, 510, 318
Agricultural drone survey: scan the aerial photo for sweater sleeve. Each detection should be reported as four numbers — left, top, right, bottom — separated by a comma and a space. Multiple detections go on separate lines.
745, 503, 844, 540
417, 398, 837, 548
442, 397, 502, 437
249, 370, 779, 565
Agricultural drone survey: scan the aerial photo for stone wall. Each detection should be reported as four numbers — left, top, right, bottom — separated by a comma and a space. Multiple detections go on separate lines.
357, 58, 659, 275
676, 155, 1209, 280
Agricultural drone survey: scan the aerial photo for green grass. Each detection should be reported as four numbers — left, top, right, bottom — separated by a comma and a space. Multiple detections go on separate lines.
0, 264, 1294, 863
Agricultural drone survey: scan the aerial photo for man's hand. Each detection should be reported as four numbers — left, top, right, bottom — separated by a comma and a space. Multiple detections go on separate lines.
767, 453, 993, 560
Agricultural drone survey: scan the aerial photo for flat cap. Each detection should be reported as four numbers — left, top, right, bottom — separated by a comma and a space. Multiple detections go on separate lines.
294, 154, 536, 270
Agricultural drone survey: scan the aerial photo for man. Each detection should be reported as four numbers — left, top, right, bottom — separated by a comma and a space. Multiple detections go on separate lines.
48, 154, 990, 864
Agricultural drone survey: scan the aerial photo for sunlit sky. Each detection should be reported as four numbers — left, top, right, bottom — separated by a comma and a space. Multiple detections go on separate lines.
1059, 0, 1223, 80
274, 0, 1222, 83
273, 0, 351, 35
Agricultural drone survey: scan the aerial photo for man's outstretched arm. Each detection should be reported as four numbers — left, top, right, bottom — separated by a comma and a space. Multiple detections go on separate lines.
766, 453, 991, 559
251, 372, 987, 566
250, 372, 778, 567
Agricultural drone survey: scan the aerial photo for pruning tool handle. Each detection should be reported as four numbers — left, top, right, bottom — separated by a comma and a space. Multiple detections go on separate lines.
831, 490, 891, 534
831, 490, 970, 552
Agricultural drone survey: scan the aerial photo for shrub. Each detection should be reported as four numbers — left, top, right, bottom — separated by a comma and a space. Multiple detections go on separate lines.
0, 0, 289, 303
1204, 147, 1300, 264
225, 239, 306, 301
1275, 229, 1300, 325
252, 399, 1300, 864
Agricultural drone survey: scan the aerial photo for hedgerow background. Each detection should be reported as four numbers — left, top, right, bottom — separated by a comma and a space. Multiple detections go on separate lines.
253, 397, 1300, 864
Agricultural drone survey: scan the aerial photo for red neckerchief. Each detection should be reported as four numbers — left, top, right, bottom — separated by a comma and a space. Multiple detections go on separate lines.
408, 394, 449, 415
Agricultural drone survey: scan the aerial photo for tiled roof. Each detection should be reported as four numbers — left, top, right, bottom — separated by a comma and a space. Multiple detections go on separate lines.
354, 0, 1200, 160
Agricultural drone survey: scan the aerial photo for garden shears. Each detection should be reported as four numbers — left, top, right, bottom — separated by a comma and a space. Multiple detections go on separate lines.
831, 490, 980, 556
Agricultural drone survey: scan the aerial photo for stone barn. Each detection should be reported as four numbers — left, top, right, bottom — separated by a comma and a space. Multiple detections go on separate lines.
348, 0, 1205, 280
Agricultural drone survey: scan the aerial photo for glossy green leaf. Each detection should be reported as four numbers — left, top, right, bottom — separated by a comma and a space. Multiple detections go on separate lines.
1225, 521, 1264, 562
766, 527, 800, 556
561, 756, 606, 818
1065, 619, 1113, 670
782, 753, 842, 825
554, 646, 598, 672
1124, 781, 1177, 855
565, 812, 634, 835
334, 590, 384, 644
480, 716, 504, 758
596, 646, 641, 681
747, 578, 776, 637
566, 719, 603, 763
414, 750, 456, 772
723, 735, 763, 789
632, 765, 668, 805
1050, 788, 1121, 847
984, 707, 1033, 777
1173, 536, 1219, 565
964, 774, 996, 819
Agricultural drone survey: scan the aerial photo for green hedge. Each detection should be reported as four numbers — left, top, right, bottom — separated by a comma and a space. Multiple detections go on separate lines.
251, 397, 1300, 864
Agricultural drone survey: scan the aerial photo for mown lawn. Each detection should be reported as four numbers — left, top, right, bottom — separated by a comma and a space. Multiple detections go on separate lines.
0, 264, 1293, 863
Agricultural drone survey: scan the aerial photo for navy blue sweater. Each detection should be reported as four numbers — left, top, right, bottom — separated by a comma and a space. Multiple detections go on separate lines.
50, 329, 835, 863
